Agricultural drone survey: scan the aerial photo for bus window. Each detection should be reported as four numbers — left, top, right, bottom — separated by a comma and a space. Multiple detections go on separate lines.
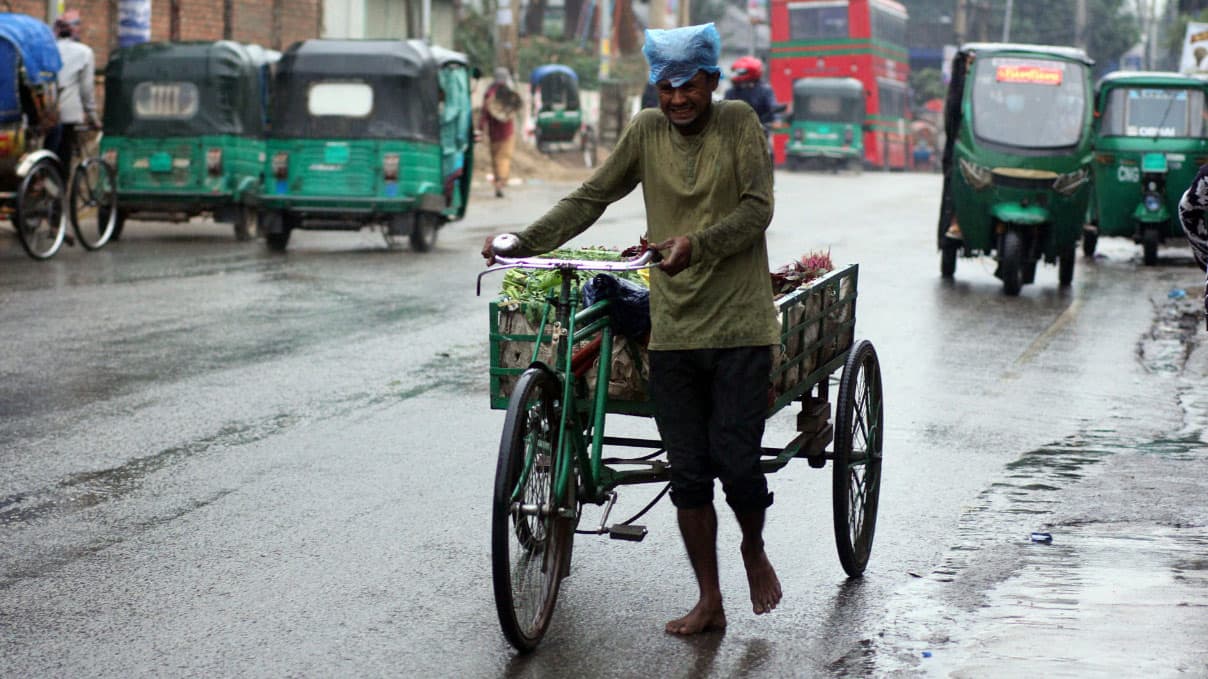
789, 1, 849, 41
877, 79, 907, 119
870, 3, 906, 46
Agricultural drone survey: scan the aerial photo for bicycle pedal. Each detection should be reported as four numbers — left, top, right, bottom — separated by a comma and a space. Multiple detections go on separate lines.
608, 524, 647, 542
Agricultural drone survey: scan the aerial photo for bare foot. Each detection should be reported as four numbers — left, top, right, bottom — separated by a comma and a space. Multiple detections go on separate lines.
665, 601, 727, 635
742, 546, 782, 614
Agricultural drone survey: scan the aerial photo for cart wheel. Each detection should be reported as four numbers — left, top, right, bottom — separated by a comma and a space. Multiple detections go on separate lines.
69, 157, 117, 250
232, 204, 257, 242
940, 237, 959, 278
1000, 230, 1023, 296
1058, 244, 1075, 286
410, 212, 439, 252
832, 339, 883, 577
493, 366, 574, 653
15, 158, 67, 260
1142, 227, 1159, 266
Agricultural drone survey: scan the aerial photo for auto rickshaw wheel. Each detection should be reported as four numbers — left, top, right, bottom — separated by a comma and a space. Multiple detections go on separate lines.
232, 205, 257, 242
1058, 245, 1075, 286
940, 238, 959, 278
1000, 230, 1023, 296
833, 339, 883, 577
410, 212, 439, 252
261, 210, 290, 252
1021, 259, 1037, 285
15, 158, 67, 260
1082, 228, 1097, 258
1142, 227, 1159, 266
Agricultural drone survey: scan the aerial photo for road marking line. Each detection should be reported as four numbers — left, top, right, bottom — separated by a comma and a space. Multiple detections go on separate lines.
1003, 299, 1082, 380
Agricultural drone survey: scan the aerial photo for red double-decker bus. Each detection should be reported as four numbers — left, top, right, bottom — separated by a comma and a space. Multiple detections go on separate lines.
768, 0, 912, 169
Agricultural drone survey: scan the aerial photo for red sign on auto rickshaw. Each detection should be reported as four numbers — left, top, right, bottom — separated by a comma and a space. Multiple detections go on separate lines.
995, 64, 1064, 86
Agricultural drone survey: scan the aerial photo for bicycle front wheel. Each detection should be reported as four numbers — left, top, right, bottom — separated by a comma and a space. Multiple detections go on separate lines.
492, 366, 573, 652
69, 157, 118, 250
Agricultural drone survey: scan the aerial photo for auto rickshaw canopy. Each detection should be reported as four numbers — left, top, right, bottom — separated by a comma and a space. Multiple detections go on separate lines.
270, 39, 442, 141
530, 64, 580, 112
103, 40, 271, 137
0, 13, 61, 124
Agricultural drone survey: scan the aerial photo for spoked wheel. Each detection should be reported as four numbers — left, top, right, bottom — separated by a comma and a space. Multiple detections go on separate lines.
832, 339, 884, 577
492, 367, 574, 653
999, 230, 1023, 296
68, 157, 117, 250
410, 212, 439, 252
15, 158, 67, 260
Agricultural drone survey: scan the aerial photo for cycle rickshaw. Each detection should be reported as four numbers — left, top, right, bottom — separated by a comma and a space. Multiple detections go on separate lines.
480, 238, 884, 651
0, 13, 117, 260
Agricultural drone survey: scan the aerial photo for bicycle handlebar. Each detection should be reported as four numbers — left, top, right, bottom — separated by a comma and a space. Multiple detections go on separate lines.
476, 234, 661, 296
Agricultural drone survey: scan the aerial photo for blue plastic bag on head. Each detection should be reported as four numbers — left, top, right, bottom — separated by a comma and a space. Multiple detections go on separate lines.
582, 274, 651, 340
643, 23, 721, 87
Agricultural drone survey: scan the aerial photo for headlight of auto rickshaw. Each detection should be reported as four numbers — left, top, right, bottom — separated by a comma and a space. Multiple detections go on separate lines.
205, 148, 222, 175
958, 158, 992, 191
102, 149, 117, 167
383, 153, 400, 181
1052, 168, 1089, 196
1144, 193, 1163, 212
272, 152, 289, 179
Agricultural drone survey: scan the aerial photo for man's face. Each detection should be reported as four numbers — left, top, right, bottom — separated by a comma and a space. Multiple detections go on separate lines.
657, 71, 719, 129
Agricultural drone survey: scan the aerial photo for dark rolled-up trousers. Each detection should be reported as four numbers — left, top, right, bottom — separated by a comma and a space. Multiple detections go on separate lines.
648, 346, 774, 514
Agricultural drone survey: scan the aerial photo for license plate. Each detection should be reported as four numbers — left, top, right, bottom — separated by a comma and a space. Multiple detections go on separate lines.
323, 143, 350, 164
149, 152, 173, 172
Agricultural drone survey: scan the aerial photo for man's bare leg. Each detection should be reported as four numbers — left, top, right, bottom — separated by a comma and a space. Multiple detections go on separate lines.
666, 504, 728, 635
736, 509, 781, 614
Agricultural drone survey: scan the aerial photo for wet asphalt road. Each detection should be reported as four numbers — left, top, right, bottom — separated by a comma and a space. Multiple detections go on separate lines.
1, 170, 1206, 677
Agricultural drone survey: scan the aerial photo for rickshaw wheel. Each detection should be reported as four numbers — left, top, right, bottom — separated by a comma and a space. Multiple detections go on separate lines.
232, 205, 257, 242
15, 158, 67, 260
1000, 230, 1023, 296
492, 366, 573, 652
940, 238, 959, 278
1142, 228, 1159, 266
410, 212, 439, 252
68, 157, 117, 250
832, 340, 883, 578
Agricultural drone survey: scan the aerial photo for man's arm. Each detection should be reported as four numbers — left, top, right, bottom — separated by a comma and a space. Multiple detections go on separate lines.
80, 49, 98, 127
1179, 164, 1208, 272
686, 107, 773, 266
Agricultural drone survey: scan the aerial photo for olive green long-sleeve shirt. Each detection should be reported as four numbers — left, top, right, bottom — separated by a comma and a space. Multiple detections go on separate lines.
515, 100, 781, 351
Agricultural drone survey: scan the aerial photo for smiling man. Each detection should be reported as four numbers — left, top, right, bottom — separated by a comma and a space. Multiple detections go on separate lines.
482, 23, 780, 635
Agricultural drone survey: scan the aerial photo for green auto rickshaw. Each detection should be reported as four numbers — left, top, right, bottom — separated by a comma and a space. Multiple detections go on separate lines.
937, 43, 1095, 295
100, 40, 277, 241
1085, 71, 1208, 264
784, 77, 865, 173
257, 39, 474, 252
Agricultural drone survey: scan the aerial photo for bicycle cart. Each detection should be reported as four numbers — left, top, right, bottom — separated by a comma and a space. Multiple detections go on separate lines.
480, 241, 884, 652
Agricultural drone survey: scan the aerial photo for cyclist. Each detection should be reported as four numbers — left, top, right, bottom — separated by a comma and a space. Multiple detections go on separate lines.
47, 9, 100, 170
484, 23, 782, 635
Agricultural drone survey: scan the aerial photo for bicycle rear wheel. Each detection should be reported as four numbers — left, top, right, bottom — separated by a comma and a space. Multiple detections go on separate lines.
69, 157, 117, 250
15, 158, 66, 260
492, 366, 573, 652
832, 340, 884, 577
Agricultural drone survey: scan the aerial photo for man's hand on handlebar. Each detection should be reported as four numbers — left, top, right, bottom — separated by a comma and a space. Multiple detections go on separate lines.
482, 233, 523, 265
654, 236, 691, 276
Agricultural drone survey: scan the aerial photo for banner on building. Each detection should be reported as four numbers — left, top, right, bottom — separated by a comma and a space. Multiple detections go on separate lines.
1180, 21, 1208, 76
117, 0, 151, 48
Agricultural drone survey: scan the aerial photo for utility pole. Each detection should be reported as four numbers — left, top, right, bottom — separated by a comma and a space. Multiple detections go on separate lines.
954, 0, 967, 46
599, 0, 612, 81
650, 0, 666, 29
1002, 0, 1013, 42
1075, 0, 1088, 49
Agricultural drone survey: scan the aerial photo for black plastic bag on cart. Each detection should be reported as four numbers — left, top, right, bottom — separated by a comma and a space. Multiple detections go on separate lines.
582, 274, 651, 340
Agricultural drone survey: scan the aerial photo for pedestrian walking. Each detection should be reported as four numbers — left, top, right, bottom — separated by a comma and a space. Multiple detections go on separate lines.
479, 67, 521, 198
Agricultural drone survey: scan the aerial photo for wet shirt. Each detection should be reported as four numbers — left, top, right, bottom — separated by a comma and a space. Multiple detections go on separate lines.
1177, 163, 1208, 324
516, 100, 780, 351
